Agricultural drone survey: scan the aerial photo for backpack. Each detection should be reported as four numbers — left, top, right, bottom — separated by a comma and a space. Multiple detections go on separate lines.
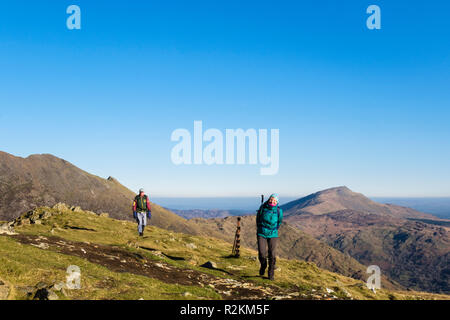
134, 194, 149, 212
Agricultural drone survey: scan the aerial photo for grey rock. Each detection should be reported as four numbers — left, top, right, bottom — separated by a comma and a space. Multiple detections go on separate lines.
52, 282, 65, 291
47, 290, 59, 300
31, 243, 49, 250
33, 288, 50, 300
53, 203, 70, 211
186, 243, 197, 249
0, 283, 10, 300
15, 286, 34, 297
200, 261, 217, 269
35, 282, 48, 289
0, 224, 17, 235
70, 206, 82, 212
32, 284, 60, 300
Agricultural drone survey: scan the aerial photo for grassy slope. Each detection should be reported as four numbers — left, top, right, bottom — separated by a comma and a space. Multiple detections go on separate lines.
286, 210, 450, 293
187, 216, 400, 289
0, 152, 415, 291
0, 206, 448, 300
0, 151, 199, 236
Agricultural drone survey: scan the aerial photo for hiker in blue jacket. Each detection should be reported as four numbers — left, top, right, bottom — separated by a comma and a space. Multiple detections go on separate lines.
256, 194, 283, 280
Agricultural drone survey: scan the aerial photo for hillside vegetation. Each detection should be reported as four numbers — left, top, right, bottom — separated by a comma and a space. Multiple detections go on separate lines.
0, 151, 399, 287
188, 215, 400, 290
0, 151, 196, 236
282, 187, 450, 293
0, 205, 448, 300
1, 152, 448, 295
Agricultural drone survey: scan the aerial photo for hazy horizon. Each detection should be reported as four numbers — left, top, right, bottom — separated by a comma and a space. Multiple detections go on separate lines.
152, 195, 450, 219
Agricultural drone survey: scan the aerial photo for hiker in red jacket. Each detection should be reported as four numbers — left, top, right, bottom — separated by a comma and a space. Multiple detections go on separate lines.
132, 188, 152, 237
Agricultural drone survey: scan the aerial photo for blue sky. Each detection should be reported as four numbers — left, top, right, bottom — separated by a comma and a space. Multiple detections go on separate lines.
0, 0, 449, 197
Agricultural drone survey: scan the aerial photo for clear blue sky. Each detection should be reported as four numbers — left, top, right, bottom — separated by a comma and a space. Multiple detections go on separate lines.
1, 0, 449, 197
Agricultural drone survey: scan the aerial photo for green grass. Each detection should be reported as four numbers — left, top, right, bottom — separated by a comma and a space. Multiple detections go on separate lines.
1, 206, 449, 300
0, 236, 220, 300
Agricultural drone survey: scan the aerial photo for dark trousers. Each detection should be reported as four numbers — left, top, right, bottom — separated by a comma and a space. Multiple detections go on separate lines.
257, 235, 278, 277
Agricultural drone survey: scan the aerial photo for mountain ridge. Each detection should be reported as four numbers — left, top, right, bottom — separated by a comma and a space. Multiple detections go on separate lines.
281, 187, 450, 294
0, 150, 388, 285
282, 186, 436, 219
1, 150, 447, 293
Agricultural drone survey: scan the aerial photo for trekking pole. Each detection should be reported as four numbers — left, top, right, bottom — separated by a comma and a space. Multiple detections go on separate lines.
261, 194, 264, 204
231, 217, 241, 258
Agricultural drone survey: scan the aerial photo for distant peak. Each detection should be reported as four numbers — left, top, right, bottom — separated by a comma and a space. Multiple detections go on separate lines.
27, 153, 57, 159
320, 186, 352, 193
25, 153, 67, 164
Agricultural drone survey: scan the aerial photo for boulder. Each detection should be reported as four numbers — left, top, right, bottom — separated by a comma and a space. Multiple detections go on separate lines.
32, 282, 62, 300
186, 243, 197, 249
0, 282, 10, 300
15, 286, 34, 298
0, 224, 17, 235
33, 288, 60, 300
53, 203, 70, 211
51, 282, 65, 291
47, 290, 60, 300
200, 261, 218, 269
35, 281, 48, 289
31, 243, 49, 250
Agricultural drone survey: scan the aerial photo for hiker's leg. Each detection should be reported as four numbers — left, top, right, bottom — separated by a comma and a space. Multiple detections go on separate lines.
137, 213, 144, 234
137, 214, 140, 233
268, 237, 278, 280
257, 236, 268, 275
257, 235, 268, 261
142, 214, 147, 233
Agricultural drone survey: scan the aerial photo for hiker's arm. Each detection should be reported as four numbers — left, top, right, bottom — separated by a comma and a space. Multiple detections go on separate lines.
277, 208, 283, 229
132, 200, 137, 219
146, 199, 152, 219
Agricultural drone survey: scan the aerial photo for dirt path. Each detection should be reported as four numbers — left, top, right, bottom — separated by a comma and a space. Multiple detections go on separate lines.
7, 234, 302, 300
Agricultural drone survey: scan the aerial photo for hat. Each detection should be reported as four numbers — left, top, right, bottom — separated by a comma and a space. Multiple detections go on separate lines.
139, 188, 145, 193
269, 194, 279, 202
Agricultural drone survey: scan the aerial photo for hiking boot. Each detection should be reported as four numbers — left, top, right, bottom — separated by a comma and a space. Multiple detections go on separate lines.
259, 265, 266, 276
139, 232, 143, 237
268, 257, 276, 280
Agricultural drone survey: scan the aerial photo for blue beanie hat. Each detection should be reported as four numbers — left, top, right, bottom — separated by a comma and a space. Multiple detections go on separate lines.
269, 194, 279, 202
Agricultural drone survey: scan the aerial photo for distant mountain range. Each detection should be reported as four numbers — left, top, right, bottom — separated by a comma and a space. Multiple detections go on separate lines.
281, 186, 450, 294
1, 151, 448, 293
168, 208, 252, 219
373, 197, 450, 220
